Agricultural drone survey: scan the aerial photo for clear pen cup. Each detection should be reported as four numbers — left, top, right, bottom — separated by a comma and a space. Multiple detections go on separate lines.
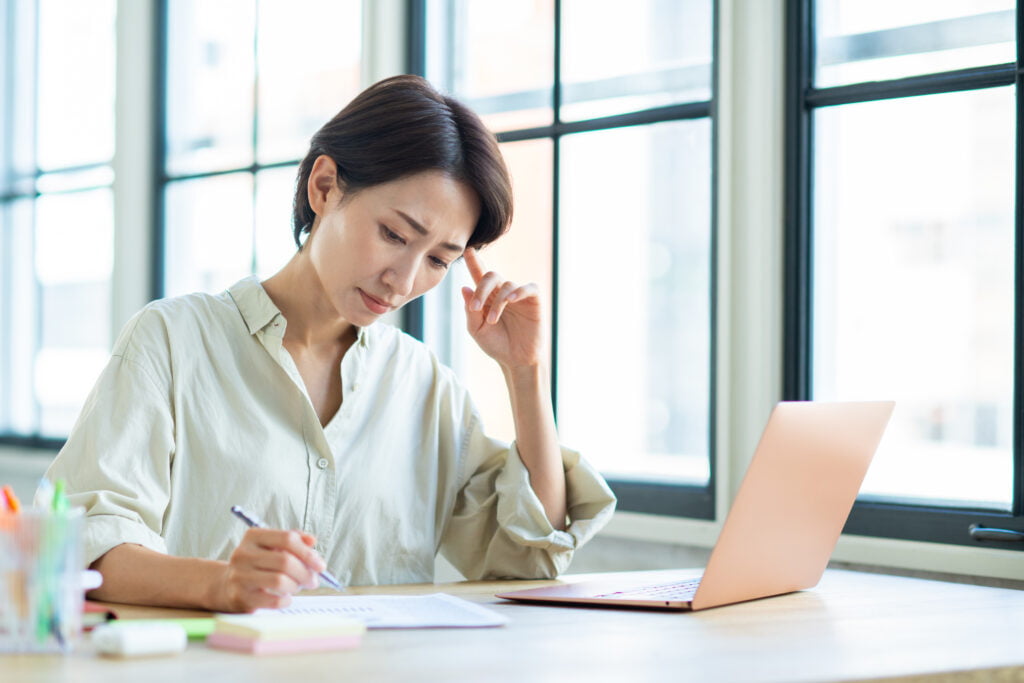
0, 508, 85, 653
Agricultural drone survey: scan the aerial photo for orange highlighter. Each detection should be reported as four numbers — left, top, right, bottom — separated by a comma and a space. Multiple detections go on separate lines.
1, 484, 21, 513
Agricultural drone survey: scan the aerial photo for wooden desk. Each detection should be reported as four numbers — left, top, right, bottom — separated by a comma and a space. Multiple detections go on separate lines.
7, 568, 1024, 682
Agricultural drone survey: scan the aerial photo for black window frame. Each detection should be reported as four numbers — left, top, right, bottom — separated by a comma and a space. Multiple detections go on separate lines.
409, 0, 718, 519
785, 0, 1024, 549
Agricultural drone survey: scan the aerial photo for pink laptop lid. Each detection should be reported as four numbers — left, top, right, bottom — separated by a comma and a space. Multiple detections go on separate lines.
690, 400, 894, 610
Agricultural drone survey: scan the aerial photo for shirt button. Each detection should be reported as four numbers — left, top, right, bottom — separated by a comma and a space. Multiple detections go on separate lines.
316, 458, 329, 470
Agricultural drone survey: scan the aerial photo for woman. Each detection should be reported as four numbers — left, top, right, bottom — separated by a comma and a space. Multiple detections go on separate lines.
46, 75, 615, 613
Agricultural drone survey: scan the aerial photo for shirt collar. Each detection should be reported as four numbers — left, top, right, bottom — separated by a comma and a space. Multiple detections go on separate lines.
227, 275, 370, 347
228, 276, 282, 336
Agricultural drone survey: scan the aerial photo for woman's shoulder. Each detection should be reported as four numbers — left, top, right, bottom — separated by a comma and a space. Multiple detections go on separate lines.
113, 288, 239, 359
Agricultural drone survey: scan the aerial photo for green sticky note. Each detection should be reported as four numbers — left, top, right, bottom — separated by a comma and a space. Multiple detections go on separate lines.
119, 618, 216, 639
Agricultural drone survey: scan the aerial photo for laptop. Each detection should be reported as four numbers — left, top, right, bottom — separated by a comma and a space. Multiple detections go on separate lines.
496, 400, 895, 611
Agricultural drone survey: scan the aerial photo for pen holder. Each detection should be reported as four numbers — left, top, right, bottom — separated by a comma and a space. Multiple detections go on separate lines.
0, 508, 85, 653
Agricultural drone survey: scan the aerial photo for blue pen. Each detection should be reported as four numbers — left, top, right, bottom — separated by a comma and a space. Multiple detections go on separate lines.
229, 505, 344, 591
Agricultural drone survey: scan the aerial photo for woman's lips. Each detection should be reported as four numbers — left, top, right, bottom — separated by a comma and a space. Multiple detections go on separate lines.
359, 289, 392, 314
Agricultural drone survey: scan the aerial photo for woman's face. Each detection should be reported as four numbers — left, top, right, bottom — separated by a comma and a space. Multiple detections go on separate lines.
306, 164, 480, 327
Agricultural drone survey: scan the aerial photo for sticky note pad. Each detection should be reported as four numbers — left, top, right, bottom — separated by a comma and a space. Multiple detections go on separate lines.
213, 614, 365, 640
206, 631, 362, 655
207, 614, 365, 655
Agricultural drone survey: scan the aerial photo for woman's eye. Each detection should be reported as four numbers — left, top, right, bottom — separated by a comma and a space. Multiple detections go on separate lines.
380, 225, 405, 244
429, 256, 450, 270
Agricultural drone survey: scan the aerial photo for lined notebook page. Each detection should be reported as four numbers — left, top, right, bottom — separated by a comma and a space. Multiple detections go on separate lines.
255, 593, 508, 629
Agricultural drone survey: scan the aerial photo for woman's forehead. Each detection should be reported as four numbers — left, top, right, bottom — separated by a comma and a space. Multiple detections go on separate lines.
361, 172, 479, 244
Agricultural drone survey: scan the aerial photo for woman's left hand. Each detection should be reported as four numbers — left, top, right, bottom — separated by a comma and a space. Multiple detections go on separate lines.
461, 248, 545, 370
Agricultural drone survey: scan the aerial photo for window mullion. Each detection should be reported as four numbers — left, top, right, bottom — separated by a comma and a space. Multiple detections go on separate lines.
1013, 0, 1024, 518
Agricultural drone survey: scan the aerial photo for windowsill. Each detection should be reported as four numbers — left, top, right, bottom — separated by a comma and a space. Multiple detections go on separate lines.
602, 510, 1024, 584
0, 444, 60, 460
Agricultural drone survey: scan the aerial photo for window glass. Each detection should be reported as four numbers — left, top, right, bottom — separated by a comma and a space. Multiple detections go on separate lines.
434, 139, 554, 442
164, 174, 254, 298
0, 205, 6, 426
6, 0, 38, 182
812, 87, 1015, 509
561, 0, 712, 121
3, 200, 37, 435
558, 120, 712, 483
256, 0, 361, 164
162, 0, 362, 301
166, 0, 256, 176
254, 165, 299, 279
36, 0, 116, 170
428, 0, 554, 132
815, 1, 1015, 88
34, 189, 113, 436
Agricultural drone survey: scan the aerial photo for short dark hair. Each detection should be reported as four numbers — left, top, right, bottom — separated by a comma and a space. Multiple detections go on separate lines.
292, 75, 513, 250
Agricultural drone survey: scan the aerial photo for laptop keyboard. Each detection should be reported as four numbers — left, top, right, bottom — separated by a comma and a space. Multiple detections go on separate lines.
595, 577, 703, 601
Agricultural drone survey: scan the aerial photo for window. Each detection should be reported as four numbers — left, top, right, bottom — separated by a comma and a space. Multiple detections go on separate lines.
161, 0, 362, 298
419, 0, 716, 517
786, 0, 1022, 545
0, 0, 117, 444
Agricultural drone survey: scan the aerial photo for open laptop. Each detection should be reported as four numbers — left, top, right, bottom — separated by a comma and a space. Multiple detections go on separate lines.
497, 400, 895, 611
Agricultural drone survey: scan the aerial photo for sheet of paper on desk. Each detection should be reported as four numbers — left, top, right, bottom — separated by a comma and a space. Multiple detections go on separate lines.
255, 593, 508, 629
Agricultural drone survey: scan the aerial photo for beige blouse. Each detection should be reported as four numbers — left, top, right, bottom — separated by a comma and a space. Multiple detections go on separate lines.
46, 277, 616, 586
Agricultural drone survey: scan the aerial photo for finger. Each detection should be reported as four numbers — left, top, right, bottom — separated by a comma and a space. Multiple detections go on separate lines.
470, 271, 504, 312
508, 282, 540, 303
461, 286, 477, 313
233, 564, 305, 597
462, 247, 486, 285
485, 281, 519, 324
230, 587, 290, 614
251, 529, 326, 572
238, 529, 324, 590
255, 591, 293, 611
461, 286, 485, 327
244, 586, 294, 611
249, 547, 320, 590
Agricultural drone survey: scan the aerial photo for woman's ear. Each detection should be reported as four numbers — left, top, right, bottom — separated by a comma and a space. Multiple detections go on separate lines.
307, 155, 341, 216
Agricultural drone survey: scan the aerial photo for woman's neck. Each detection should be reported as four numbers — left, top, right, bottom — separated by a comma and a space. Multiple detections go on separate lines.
262, 249, 356, 351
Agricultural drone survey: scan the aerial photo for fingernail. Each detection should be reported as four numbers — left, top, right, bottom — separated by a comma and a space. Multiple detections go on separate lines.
472, 299, 483, 311
487, 311, 498, 323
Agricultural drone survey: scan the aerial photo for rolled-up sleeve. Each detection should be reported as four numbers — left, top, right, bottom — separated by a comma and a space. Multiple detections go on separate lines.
439, 410, 616, 581
45, 312, 175, 567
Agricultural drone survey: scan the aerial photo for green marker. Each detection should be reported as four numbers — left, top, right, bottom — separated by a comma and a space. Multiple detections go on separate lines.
51, 479, 68, 512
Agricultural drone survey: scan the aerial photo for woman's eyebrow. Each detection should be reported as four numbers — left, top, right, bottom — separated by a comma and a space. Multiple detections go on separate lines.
395, 209, 464, 253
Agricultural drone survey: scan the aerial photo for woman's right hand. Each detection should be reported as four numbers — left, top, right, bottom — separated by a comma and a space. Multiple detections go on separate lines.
213, 528, 326, 613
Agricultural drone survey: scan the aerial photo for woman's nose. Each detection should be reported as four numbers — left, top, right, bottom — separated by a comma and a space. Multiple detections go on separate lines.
382, 258, 416, 296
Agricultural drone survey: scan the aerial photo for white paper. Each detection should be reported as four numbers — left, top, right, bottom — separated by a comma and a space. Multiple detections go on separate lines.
254, 593, 508, 629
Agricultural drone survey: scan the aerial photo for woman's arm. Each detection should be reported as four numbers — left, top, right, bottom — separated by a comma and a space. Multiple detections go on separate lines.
89, 530, 325, 612
502, 363, 567, 529
461, 248, 567, 529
